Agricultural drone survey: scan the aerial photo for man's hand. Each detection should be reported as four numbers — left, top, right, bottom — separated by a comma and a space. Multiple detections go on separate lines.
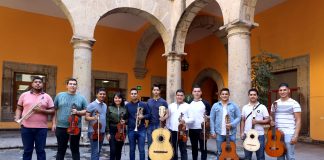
290, 136, 298, 144
270, 120, 275, 127
138, 114, 144, 120
226, 123, 232, 130
52, 123, 56, 132
240, 133, 245, 140
252, 119, 258, 125
179, 119, 185, 125
106, 134, 111, 141
33, 107, 43, 113
71, 108, 78, 115
211, 134, 217, 139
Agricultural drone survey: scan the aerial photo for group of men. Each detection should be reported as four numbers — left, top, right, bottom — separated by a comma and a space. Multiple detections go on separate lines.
14, 76, 301, 160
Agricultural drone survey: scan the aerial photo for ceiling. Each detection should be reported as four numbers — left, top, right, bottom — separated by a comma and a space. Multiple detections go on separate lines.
0, 0, 287, 42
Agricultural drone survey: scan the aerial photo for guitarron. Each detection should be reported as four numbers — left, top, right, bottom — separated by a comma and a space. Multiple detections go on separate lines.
243, 112, 260, 152
265, 102, 285, 157
219, 114, 239, 160
149, 106, 173, 160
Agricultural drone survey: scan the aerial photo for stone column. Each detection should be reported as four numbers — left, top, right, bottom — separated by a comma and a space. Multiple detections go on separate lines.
71, 36, 95, 142
163, 51, 186, 104
225, 21, 256, 108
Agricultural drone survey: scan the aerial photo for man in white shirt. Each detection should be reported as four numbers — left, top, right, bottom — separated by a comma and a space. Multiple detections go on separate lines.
187, 85, 211, 160
270, 83, 301, 160
167, 89, 190, 160
240, 88, 270, 160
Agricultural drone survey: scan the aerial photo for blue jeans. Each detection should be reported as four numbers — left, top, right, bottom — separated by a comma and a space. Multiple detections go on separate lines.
277, 134, 295, 160
88, 132, 104, 160
216, 134, 236, 158
128, 129, 146, 160
21, 126, 48, 160
244, 135, 265, 160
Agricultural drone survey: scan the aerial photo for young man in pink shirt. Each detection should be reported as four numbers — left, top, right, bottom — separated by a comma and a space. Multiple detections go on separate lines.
14, 76, 55, 160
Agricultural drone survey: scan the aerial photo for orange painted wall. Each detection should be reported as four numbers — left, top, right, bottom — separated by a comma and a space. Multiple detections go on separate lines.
0, 6, 166, 128
251, 0, 324, 140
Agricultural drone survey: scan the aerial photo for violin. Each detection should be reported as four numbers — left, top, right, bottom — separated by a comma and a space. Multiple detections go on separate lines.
115, 112, 126, 142
67, 103, 80, 135
92, 111, 103, 141
178, 112, 187, 142
200, 112, 210, 140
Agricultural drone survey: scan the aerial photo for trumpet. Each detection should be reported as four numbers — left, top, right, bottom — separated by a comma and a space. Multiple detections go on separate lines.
134, 107, 143, 132
15, 102, 41, 124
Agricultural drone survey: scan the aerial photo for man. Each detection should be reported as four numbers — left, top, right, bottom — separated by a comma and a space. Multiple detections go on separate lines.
166, 89, 190, 160
124, 88, 150, 160
14, 76, 55, 160
210, 88, 241, 159
186, 85, 211, 160
147, 84, 168, 159
240, 89, 270, 160
52, 78, 87, 160
270, 83, 301, 160
85, 88, 108, 160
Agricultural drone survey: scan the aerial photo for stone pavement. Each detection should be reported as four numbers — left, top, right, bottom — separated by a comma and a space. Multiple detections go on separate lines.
0, 131, 323, 160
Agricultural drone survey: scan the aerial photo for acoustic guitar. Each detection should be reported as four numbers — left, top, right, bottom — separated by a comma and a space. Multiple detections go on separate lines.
243, 113, 260, 152
265, 102, 285, 157
149, 106, 173, 160
219, 114, 239, 160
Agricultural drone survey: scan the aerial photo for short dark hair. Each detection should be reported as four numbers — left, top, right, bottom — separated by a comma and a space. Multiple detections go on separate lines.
66, 78, 77, 85
176, 89, 185, 95
96, 88, 106, 94
248, 88, 258, 95
278, 83, 289, 88
130, 88, 138, 93
112, 92, 125, 107
192, 84, 201, 91
152, 84, 160, 90
220, 88, 230, 94
32, 76, 43, 83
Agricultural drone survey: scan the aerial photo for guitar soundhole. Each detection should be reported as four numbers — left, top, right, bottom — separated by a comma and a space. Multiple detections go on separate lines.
250, 134, 255, 139
158, 135, 164, 142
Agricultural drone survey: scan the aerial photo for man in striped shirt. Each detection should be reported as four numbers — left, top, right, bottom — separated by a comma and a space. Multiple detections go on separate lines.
270, 83, 301, 160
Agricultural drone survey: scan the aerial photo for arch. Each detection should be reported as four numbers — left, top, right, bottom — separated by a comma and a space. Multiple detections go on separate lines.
193, 68, 225, 92
239, 0, 258, 23
134, 15, 227, 79
52, 0, 76, 34
133, 26, 160, 79
172, 0, 224, 53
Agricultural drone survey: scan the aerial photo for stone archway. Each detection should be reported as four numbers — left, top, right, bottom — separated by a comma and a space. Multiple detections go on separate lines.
134, 15, 226, 79
193, 68, 225, 93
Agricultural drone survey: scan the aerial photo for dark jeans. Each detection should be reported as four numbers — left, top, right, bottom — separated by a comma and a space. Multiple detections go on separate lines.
21, 126, 47, 160
109, 128, 125, 160
189, 129, 207, 160
55, 127, 81, 160
88, 132, 104, 160
128, 129, 146, 160
170, 130, 188, 160
243, 135, 265, 160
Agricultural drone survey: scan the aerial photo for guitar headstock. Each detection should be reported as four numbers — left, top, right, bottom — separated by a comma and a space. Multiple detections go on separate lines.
159, 106, 166, 117
225, 114, 230, 124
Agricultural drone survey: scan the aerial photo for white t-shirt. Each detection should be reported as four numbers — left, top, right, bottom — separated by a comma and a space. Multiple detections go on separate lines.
187, 100, 206, 129
242, 102, 269, 135
221, 107, 228, 135
166, 102, 190, 131
271, 98, 301, 135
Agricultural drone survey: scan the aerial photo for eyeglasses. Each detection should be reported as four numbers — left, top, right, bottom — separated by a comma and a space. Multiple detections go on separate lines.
130, 93, 137, 95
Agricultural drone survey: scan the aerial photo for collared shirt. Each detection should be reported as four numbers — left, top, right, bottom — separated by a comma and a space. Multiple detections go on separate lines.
210, 101, 241, 135
18, 91, 54, 128
242, 102, 269, 135
147, 97, 168, 126
54, 92, 87, 128
86, 99, 107, 133
166, 102, 190, 131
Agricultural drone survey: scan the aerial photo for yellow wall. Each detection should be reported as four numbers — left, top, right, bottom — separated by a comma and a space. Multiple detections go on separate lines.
251, 0, 324, 140
0, 6, 167, 128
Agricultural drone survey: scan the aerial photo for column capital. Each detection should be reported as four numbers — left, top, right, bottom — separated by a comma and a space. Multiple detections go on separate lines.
162, 51, 187, 61
220, 20, 259, 38
71, 35, 96, 50
133, 67, 148, 79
